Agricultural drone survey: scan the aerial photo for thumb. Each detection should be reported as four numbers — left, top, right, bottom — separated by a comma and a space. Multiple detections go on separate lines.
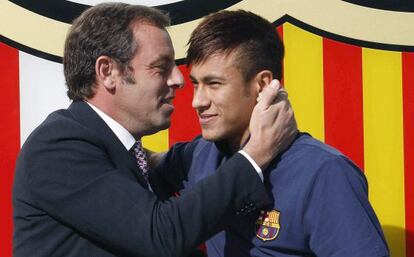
257, 79, 281, 109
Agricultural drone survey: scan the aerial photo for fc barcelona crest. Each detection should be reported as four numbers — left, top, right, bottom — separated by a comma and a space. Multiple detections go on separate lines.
255, 210, 281, 241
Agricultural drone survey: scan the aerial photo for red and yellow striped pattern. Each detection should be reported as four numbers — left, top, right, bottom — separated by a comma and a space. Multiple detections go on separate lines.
1, 21, 413, 256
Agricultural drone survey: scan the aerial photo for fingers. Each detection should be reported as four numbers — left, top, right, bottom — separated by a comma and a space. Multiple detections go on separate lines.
277, 88, 288, 100
246, 80, 297, 168
270, 88, 291, 112
257, 79, 281, 109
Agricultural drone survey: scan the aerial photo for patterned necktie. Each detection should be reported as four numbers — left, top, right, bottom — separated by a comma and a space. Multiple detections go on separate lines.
131, 140, 150, 182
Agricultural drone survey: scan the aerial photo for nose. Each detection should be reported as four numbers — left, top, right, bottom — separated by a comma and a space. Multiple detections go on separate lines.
192, 85, 210, 110
167, 65, 184, 89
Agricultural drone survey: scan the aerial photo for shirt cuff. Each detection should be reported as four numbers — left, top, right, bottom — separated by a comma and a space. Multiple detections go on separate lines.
238, 150, 264, 182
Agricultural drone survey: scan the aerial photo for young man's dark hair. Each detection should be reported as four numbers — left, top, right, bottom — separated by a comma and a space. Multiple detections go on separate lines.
186, 10, 284, 82
64, 3, 169, 101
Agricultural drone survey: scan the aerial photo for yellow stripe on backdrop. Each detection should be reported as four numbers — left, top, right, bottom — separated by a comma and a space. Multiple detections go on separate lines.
283, 23, 325, 141
362, 49, 406, 257
142, 129, 169, 152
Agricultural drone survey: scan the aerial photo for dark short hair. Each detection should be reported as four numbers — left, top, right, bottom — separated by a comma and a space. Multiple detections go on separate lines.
187, 10, 284, 82
64, 3, 170, 101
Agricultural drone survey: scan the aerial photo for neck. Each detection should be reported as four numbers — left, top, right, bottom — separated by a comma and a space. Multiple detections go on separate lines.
226, 128, 251, 154
87, 97, 144, 140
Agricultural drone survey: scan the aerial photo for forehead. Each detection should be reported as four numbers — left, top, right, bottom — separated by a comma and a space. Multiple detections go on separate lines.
190, 52, 240, 78
132, 22, 174, 61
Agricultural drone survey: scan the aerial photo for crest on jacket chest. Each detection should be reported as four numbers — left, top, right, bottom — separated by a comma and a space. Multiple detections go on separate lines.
255, 209, 281, 241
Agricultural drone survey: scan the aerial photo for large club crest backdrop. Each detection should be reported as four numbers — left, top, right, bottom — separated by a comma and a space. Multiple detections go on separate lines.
1, 1, 413, 256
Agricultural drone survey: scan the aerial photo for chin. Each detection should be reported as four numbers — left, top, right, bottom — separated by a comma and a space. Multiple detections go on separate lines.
143, 120, 170, 136
158, 119, 171, 130
201, 130, 223, 142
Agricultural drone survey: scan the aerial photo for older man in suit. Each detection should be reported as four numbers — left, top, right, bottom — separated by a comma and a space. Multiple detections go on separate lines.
13, 3, 296, 257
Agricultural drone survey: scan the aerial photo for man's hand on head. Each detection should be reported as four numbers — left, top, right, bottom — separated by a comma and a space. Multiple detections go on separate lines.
243, 79, 298, 170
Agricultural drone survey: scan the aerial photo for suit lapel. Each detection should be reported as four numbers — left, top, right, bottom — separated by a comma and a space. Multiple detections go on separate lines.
67, 101, 149, 189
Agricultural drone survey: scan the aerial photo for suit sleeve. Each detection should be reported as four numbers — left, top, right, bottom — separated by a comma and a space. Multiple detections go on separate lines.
21, 121, 270, 257
149, 137, 201, 198
304, 157, 389, 257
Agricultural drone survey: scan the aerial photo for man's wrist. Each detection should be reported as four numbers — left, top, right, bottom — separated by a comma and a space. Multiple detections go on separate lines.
238, 150, 263, 182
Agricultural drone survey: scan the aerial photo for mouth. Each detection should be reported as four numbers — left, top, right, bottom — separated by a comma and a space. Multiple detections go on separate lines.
160, 97, 175, 112
161, 97, 174, 104
198, 113, 218, 125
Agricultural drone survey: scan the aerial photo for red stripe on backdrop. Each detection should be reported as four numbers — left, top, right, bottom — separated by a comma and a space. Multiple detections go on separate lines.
277, 25, 283, 38
0, 42, 20, 257
322, 38, 364, 169
402, 52, 414, 257
277, 25, 284, 86
169, 65, 200, 146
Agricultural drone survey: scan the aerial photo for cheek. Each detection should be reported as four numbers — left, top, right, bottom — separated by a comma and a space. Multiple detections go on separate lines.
232, 103, 255, 126
134, 80, 161, 101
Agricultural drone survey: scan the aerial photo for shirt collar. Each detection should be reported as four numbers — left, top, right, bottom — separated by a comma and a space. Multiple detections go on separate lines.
86, 101, 136, 150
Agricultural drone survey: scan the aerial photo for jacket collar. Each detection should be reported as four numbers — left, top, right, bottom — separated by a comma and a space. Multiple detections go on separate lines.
67, 101, 149, 189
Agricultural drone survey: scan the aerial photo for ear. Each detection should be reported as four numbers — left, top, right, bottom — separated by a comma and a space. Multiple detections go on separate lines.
95, 56, 116, 90
254, 70, 273, 94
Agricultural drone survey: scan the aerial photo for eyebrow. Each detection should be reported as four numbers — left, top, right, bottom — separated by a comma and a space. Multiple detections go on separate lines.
149, 54, 174, 66
189, 74, 226, 83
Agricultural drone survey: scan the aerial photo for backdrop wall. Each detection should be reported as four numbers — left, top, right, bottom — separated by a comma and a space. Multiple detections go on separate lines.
1, 1, 413, 256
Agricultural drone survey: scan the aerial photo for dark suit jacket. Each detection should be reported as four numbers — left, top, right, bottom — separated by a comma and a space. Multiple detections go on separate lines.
13, 101, 270, 257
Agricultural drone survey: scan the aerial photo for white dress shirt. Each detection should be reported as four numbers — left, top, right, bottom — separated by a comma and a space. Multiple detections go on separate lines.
87, 102, 135, 150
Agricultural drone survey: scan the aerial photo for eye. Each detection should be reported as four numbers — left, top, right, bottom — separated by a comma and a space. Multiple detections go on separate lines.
207, 81, 222, 87
156, 65, 168, 74
153, 62, 173, 76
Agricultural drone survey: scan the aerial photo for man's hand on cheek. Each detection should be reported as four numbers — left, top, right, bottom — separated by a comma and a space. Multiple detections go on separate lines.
243, 79, 298, 169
